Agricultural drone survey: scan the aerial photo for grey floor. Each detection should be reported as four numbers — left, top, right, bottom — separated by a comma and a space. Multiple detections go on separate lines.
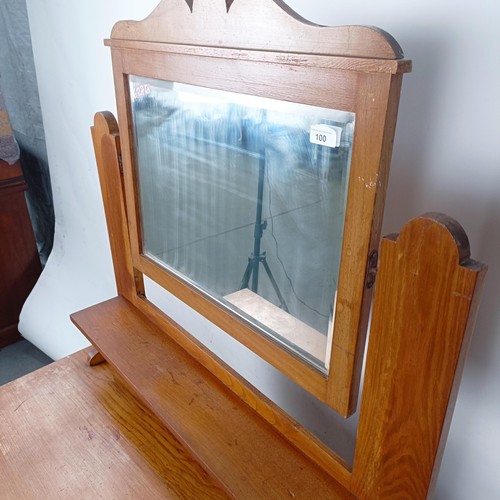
0, 339, 53, 386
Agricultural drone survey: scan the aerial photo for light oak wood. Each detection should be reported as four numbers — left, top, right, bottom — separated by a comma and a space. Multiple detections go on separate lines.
107, 0, 410, 415
76, 3, 488, 497
0, 348, 228, 499
135, 253, 329, 401
104, 40, 412, 74
128, 284, 353, 486
352, 213, 487, 498
74, 208, 487, 499
91, 112, 140, 300
86, 347, 106, 366
71, 299, 354, 499
72, 213, 487, 499
326, 71, 404, 412
91, 113, 349, 472
110, 0, 404, 60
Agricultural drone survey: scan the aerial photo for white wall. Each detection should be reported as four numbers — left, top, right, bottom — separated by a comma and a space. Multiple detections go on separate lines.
22, 0, 500, 498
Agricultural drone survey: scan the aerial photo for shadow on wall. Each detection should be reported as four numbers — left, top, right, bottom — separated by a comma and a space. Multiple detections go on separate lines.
428, 185, 499, 500
19, 145, 54, 265
382, 32, 447, 231
384, 29, 499, 385
382, 26, 500, 498
436, 187, 500, 383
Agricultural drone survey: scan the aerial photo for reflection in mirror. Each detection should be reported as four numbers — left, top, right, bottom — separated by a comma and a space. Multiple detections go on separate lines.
129, 75, 354, 372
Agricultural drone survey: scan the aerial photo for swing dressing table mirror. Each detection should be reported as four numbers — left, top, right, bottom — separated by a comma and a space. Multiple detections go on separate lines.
87, 0, 412, 417
71, 1, 486, 497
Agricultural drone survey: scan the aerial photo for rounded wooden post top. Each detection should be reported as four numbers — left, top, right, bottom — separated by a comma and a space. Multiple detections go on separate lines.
387, 212, 473, 266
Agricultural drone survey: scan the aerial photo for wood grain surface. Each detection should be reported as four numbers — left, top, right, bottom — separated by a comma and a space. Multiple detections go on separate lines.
102, 0, 410, 418
352, 213, 487, 499
91, 112, 140, 300
107, 31, 408, 416
0, 349, 228, 499
110, 0, 404, 60
71, 298, 355, 499
81, 4, 487, 498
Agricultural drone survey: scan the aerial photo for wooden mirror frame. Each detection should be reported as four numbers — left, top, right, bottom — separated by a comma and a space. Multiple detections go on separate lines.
102, 0, 411, 417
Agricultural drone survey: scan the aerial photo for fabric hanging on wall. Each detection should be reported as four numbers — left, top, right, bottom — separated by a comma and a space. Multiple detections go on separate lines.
0, 0, 54, 264
0, 91, 20, 164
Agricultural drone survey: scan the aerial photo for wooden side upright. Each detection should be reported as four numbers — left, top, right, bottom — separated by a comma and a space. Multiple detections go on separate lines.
91, 112, 139, 301
89, 112, 141, 365
352, 213, 487, 498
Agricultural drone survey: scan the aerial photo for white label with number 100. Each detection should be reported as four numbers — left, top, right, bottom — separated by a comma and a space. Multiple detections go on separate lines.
309, 124, 342, 149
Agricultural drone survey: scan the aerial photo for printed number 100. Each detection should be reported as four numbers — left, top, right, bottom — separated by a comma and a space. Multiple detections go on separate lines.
315, 133, 327, 143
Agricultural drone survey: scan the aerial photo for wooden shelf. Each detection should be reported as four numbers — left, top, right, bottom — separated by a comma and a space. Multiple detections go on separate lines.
71, 296, 353, 499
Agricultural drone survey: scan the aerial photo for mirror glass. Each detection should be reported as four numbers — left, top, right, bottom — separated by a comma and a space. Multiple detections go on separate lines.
129, 75, 355, 372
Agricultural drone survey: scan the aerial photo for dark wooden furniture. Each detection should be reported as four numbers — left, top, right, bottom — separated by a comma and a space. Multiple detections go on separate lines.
0, 159, 41, 348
